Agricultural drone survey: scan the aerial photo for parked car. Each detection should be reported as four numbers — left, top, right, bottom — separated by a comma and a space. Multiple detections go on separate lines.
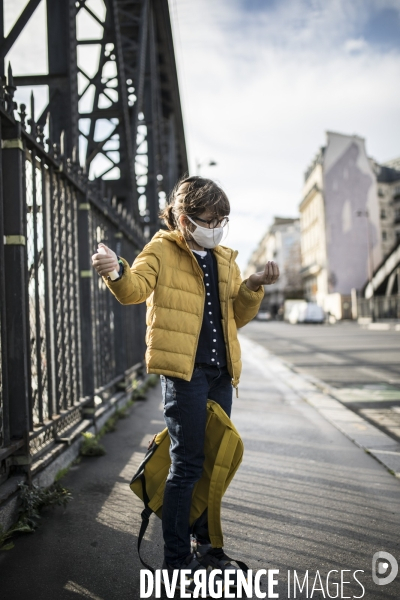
256, 310, 271, 321
284, 299, 307, 322
288, 302, 325, 324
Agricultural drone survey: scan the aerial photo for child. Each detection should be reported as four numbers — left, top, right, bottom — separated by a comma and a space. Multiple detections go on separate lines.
92, 176, 279, 593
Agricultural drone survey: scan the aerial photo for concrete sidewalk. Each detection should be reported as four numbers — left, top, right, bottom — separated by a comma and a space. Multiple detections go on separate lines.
1, 341, 400, 599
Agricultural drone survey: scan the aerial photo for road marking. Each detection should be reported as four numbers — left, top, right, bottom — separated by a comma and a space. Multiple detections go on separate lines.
315, 352, 346, 364
239, 334, 400, 477
368, 323, 391, 331
64, 582, 104, 600
357, 366, 400, 384
288, 343, 308, 351
333, 387, 400, 402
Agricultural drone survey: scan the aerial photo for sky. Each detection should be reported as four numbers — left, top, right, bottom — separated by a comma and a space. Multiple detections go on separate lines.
168, 0, 400, 271
3, 0, 400, 272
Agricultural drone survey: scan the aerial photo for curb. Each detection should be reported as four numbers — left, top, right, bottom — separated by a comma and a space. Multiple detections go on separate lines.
0, 389, 132, 534
239, 334, 400, 478
0, 372, 156, 533
357, 321, 400, 331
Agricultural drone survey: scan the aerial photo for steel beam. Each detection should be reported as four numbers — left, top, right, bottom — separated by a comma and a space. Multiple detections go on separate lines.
144, 4, 161, 236
0, 0, 43, 67
2, 122, 31, 441
0, 117, 10, 448
46, 0, 79, 157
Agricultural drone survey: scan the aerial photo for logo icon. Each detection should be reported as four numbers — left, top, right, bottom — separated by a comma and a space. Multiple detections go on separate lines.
372, 552, 398, 586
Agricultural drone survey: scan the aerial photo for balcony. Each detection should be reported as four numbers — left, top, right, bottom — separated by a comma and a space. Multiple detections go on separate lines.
300, 263, 321, 277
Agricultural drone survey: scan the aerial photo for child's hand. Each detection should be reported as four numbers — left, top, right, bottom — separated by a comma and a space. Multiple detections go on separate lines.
246, 261, 279, 291
91, 243, 119, 277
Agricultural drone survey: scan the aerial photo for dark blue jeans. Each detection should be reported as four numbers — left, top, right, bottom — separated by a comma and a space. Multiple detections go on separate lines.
160, 364, 233, 567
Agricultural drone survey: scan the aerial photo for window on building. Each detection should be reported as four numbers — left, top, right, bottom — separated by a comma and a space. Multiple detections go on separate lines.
381, 208, 386, 218
378, 188, 384, 197
382, 230, 387, 241
396, 230, 400, 242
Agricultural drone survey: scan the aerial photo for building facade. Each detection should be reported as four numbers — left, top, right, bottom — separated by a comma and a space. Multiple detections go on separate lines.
245, 217, 302, 316
373, 161, 400, 254
300, 131, 400, 318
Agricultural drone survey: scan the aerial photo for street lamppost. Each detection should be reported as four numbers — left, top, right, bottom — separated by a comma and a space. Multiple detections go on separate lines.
356, 209, 375, 322
196, 159, 217, 176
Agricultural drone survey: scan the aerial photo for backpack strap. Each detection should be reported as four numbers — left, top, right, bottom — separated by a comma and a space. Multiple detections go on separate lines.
136, 474, 155, 573
207, 428, 239, 548
222, 553, 249, 574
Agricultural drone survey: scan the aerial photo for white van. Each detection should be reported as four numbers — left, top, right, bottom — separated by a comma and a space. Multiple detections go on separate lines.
287, 302, 325, 324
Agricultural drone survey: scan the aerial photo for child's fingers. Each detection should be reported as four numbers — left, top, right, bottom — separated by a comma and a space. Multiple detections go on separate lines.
98, 260, 118, 270
95, 252, 114, 262
92, 255, 118, 275
264, 261, 272, 278
265, 261, 273, 283
261, 261, 279, 284
97, 243, 115, 258
92, 254, 116, 266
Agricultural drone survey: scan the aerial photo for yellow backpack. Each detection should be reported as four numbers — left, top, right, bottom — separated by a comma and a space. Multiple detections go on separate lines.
130, 400, 244, 570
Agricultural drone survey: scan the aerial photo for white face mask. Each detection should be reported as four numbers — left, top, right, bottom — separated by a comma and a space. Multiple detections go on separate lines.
185, 215, 224, 249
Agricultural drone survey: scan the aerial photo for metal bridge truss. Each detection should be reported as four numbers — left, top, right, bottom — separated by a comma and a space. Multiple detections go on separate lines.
0, 0, 187, 235
0, 0, 187, 510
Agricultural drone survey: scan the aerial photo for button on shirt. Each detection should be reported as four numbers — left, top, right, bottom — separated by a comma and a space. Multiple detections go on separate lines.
192, 249, 227, 367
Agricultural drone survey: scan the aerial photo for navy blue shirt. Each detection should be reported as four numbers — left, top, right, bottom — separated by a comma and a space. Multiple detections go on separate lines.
192, 249, 227, 367
115, 251, 227, 368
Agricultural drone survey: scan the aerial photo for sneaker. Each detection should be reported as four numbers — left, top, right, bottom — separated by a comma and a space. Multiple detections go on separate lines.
196, 543, 248, 589
162, 553, 224, 597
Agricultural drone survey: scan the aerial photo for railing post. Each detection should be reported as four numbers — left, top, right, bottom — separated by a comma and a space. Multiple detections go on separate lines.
0, 118, 10, 450
77, 198, 95, 400
113, 231, 126, 373
2, 122, 31, 452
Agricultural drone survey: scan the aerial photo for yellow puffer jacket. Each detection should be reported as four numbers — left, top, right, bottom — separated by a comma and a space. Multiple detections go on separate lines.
102, 229, 264, 395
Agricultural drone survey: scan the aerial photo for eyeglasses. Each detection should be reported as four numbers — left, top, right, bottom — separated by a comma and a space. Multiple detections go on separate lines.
191, 215, 229, 229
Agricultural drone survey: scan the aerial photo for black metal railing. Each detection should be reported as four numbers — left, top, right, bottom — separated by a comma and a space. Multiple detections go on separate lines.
0, 70, 147, 482
357, 296, 400, 320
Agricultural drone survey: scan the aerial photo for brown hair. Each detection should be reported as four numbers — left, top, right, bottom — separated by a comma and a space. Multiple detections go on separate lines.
159, 175, 230, 231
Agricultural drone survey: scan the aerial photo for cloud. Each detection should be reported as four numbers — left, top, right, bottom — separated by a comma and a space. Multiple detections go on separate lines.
344, 38, 368, 53
170, 0, 400, 271
4, 0, 399, 273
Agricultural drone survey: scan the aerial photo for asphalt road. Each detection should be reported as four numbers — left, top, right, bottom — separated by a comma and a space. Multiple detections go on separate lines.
1, 342, 400, 599
242, 320, 400, 443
